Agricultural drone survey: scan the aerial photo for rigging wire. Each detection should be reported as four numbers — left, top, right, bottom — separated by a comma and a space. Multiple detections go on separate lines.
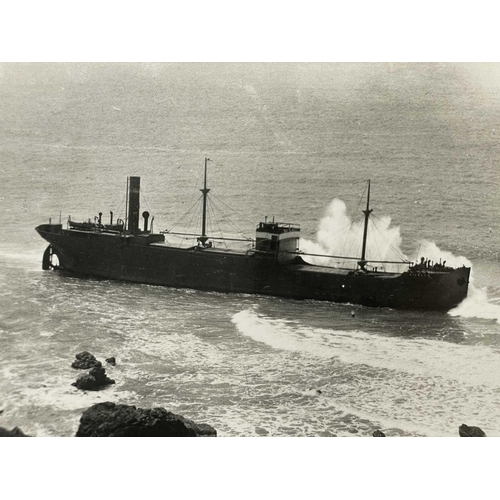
179, 197, 203, 247
370, 213, 408, 261
210, 192, 257, 229
366, 219, 383, 265
208, 195, 253, 242
207, 197, 228, 248
165, 194, 204, 233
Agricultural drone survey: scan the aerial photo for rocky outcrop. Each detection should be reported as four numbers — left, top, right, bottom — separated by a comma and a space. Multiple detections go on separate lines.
75, 402, 217, 437
373, 430, 386, 437
72, 366, 115, 391
71, 351, 102, 370
0, 426, 30, 437
105, 357, 116, 366
459, 424, 486, 437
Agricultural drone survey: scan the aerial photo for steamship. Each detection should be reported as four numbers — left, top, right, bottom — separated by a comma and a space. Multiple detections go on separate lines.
35, 158, 470, 311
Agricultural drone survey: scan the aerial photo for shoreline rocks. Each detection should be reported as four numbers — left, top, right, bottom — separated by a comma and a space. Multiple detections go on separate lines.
71, 352, 116, 391
72, 365, 115, 391
71, 351, 102, 370
75, 402, 217, 437
459, 424, 486, 437
0, 426, 30, 437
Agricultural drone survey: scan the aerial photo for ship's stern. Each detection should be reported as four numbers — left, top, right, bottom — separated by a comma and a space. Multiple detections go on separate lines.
36, 224, 64, 270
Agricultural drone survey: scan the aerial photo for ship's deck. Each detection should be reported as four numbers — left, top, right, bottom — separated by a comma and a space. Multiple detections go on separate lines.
294, 264, 400, 277
149, 241, 407, 276
150, 242, 250, 255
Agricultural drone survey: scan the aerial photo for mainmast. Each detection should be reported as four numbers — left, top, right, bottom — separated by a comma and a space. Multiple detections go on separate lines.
359, 179, 372, 270
199, 157, 211, 245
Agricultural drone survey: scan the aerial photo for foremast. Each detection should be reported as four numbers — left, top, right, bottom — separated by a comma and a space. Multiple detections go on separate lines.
358, 179, 372, 270
198, 157, 211, 245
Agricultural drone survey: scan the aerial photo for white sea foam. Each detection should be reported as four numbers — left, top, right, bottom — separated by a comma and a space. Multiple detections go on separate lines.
299, 200, 500, 324
299, 198, 476, 274
231, 307, 500, 435
231, 308, 500, 388
412, 239, 472, 269
300, 198, 406, 272
449, 284, 500, 324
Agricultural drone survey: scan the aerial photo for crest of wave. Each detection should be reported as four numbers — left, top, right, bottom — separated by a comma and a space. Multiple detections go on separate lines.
449, 286, 500, 324
300, 198, 407, 272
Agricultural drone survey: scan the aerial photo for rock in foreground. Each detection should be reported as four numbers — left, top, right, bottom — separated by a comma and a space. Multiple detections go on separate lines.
0, 426, 30, 437
459, 424, 487, 437
71, 351, 102, 370
75, 402, 217, 437
72, 366, 115, 391
373, 430, 386, 437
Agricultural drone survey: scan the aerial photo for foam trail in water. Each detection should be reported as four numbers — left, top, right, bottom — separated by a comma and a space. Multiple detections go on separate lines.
231, 308, 500, 387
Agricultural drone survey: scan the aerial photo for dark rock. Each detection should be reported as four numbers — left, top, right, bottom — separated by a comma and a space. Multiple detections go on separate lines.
75, 402, 217, 437
72, 351, 102, 370
72, 366, 115, 391
0, 426, 30, 437
183, 419, 218, 437
459, 424, 486, 437
105, 357, 116, 366
72, 374, 99, 390
373, 430, 386, 437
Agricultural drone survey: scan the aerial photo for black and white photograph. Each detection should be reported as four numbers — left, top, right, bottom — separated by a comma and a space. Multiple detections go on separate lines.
2, 60, 499, 438
1, 3, 498, 498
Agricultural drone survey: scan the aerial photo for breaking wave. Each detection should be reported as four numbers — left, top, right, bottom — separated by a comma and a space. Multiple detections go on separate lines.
231, 308, 500, 387
449, 285, 500, 324
300, 198, 406, 272
299, 198, 474, 272
299, 198, 500, 323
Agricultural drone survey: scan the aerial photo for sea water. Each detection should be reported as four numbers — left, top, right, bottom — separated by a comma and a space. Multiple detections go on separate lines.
1, 62, 499, 436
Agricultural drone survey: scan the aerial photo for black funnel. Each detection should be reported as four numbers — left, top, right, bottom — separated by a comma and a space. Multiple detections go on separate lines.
128, 177, 140, 234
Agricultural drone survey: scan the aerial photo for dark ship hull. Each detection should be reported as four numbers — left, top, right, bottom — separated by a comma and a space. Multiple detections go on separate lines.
35, 222, 470, 311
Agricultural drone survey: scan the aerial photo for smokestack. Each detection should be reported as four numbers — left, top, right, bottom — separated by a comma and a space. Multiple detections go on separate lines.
128, 176, 140, 234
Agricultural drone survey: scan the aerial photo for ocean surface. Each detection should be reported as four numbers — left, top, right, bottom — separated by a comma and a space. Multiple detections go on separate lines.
1, 62, 499, 437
